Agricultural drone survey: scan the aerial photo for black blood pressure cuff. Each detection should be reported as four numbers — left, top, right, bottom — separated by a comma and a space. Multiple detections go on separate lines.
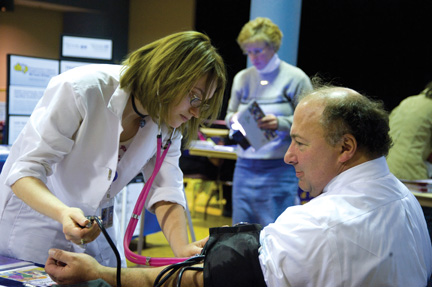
202, 223, 267, 287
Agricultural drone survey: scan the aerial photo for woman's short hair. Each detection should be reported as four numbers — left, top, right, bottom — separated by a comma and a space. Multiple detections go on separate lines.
120, 31, 226, 146
237, 17, 283, 52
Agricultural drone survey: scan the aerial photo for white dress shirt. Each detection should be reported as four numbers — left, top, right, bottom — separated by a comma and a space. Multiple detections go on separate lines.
259, 157, 432, 286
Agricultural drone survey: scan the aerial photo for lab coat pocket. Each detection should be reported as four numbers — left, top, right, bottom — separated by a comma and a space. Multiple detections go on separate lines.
4, 196, 72, 264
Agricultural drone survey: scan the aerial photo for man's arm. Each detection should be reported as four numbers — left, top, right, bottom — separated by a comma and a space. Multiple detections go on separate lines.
45, 249, 204, 287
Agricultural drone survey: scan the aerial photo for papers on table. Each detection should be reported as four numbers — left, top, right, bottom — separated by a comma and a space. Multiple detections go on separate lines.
190, 140, 236, 153
0, 256, 33, 272
400, 179, 432, 193
0, 255, 56, 286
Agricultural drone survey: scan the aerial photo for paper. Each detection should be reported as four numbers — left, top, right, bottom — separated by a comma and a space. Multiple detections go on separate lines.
0, 255, 33, 272
236, 101, 277, 150
0, 265, 56, 286
400, 179, 432, 193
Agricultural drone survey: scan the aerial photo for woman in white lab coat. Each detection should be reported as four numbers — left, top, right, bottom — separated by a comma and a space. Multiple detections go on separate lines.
0, 31, 226, 267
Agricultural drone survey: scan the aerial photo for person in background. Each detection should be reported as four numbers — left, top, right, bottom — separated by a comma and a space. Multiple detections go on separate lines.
45, 84, 432, 287
225, 17, 312, 226
0, 31, 226, 267
386, 81, 432, 179
386, 81, 432, 242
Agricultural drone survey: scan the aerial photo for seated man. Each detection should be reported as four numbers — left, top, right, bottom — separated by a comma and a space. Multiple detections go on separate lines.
45, 85, 432, 286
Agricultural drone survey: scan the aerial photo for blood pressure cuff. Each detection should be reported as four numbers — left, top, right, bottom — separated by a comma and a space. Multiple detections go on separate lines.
202, 223, 267, 287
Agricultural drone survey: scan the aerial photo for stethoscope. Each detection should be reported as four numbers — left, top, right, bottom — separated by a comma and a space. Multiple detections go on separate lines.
122, 126, 189, 266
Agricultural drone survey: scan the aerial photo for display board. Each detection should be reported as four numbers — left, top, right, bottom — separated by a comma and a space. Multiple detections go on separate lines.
61, 35, 113, 61
5, 54, 59, 145
5, 37, 113, 145
60, 59, 92, 73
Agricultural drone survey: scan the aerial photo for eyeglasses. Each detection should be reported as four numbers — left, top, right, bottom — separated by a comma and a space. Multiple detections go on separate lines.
243, 46, 267, 56
189, 93, 210, 111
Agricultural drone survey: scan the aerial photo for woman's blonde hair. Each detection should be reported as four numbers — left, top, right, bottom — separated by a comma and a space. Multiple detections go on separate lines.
120, 31, 226, 146
237, 17, 283, 52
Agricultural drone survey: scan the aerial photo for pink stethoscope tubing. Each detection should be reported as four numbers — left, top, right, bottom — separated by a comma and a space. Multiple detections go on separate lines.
123, 132, 189, 266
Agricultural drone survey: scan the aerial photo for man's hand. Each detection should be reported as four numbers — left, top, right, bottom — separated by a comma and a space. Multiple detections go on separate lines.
45, 248, 101, 285
46, 248, 205, 287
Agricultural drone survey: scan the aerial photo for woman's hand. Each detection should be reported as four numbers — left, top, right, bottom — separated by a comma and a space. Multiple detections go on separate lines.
176, 236, 209, 257
258, 114, 278, 130
61, 208, 101, 245
11, 177, 101, 245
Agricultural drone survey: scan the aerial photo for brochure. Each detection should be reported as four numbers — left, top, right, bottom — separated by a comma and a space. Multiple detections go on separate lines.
0, 265, 56, 286
236, 100, 277, 150
0, 255, 56, 286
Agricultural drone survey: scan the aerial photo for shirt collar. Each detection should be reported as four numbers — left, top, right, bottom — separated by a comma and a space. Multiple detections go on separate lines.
322, 157, 390, 195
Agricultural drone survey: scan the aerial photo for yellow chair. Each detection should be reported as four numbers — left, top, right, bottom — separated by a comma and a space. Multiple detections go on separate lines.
184, 174, 227, 219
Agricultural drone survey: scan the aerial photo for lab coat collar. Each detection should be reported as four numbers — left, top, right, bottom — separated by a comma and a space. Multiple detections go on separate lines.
109, 118, 160, 193
106, 86, 129, 121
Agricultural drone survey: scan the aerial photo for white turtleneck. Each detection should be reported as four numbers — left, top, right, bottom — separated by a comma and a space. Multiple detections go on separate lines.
258, 53, 281, 75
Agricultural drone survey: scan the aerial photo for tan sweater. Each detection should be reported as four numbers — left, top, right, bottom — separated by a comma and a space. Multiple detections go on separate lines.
386, 93, 432, 180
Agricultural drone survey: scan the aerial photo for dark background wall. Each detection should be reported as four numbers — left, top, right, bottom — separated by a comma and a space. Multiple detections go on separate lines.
298, 0, 432, 112
195, 0, 432, 115
195, 0, 251, 120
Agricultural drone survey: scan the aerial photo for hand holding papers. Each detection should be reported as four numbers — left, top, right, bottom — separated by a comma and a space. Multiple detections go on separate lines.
234, 101, 277, 150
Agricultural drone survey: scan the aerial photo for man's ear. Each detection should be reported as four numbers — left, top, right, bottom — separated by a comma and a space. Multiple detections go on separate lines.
339, 134, 357, 163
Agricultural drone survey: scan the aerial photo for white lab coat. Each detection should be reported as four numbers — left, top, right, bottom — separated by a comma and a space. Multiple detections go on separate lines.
0, 64, 185, 266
